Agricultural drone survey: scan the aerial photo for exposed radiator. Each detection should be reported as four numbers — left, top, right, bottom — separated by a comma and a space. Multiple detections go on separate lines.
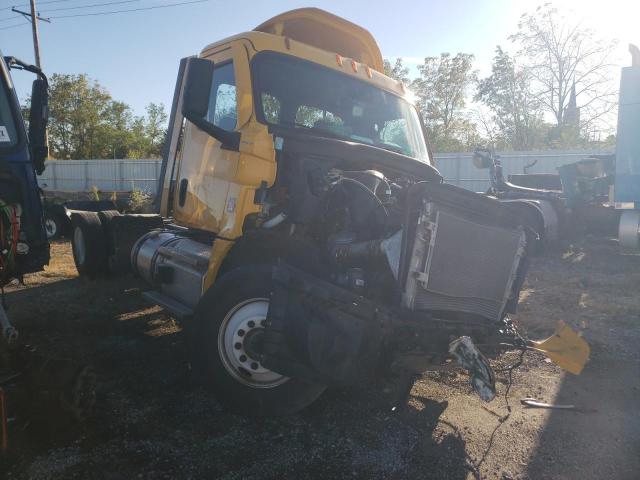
402, 184, 527, 322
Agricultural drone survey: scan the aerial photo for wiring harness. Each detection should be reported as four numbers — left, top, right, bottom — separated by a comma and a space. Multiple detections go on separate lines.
0, 200, 20, 286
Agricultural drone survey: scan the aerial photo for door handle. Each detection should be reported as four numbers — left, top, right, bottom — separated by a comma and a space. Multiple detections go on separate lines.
178, 178, 188, 207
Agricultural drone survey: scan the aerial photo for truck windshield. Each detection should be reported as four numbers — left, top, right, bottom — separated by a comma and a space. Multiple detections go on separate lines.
252, 52, 429, 163
0, 75, 18, 148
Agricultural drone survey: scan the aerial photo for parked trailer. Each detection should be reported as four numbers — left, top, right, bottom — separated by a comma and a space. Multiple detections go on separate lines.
616, 45, 640, 249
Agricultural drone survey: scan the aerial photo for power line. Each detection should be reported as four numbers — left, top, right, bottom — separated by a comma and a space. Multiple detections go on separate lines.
13, 0, 76, 7
1, 0, 210, 30
11, 6, 51, 23
0, 21, 28, 31
0, 14, 31, 31
40, 0, 140, 13
0, 0, 63, 22
49, 0, 211, 19
0, 16, 22, 23
0, 0, 72, 19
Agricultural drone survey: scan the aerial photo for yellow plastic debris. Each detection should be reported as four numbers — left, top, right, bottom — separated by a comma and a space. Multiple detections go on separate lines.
528, 321, 590, 375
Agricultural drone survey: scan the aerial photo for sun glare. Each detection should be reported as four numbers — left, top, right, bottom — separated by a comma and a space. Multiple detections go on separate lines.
549, 0, 640, 52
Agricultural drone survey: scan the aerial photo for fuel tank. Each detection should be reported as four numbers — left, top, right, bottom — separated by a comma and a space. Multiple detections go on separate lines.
131, 230, 211, 309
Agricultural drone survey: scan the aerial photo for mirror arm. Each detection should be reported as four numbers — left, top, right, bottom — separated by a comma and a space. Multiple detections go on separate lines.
183, 112, 240, 151
4, 56, 48, 85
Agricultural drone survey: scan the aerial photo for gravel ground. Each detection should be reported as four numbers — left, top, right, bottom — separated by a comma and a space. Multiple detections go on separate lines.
1, 236, 639, 480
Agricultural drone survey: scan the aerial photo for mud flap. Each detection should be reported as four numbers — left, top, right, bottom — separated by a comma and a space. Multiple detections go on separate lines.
261, 264, 392, 385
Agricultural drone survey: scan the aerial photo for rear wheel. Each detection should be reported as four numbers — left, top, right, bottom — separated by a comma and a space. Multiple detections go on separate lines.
43, 213, 62, 239
193, 266, 326, 416
70, 211, 107, 277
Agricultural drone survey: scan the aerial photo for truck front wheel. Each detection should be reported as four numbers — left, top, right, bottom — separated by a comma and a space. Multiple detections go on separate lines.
193, 266, 326, 416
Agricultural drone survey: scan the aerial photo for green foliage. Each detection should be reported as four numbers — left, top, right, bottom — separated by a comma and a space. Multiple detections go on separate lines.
128, 189, 153, 213
475, 47, 546, 150
383, 58, 411, 84
24, 73, 167, 160
410, 53, 478, 152
509, 3, 617, 134
378, 3, 618, 152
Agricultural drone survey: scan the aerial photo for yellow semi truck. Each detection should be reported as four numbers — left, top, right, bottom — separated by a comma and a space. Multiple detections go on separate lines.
68, 9, 549, 415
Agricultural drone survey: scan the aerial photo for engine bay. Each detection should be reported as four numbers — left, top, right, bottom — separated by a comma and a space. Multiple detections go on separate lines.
255, 134, 532, 325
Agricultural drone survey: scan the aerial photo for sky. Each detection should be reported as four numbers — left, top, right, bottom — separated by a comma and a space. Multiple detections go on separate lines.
1, 0, 639, 116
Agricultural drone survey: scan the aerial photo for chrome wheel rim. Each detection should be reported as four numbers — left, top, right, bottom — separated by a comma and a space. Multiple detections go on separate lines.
44, 218, 57, 238
218, 298, 288, 388
73, 226, 86, 265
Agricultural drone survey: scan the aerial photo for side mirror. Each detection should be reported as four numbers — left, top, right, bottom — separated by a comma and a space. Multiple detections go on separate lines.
182, 57, 240, 150
472, 149, 494, 169
28, 78, 49, 175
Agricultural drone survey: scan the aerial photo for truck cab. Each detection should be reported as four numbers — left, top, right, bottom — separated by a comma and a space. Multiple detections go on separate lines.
71, 9, 549, 415
0, 53, 50, 342
158, 9, 433, 289
0, 54, 49, 287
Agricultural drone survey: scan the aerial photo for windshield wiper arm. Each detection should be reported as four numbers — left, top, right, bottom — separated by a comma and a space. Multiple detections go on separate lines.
275, 122, 348, 141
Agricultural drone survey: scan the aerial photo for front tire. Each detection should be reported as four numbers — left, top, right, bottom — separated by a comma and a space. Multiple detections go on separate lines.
193, 266, 326, 416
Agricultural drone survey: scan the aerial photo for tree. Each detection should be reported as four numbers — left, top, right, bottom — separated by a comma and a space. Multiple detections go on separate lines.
144, 103, 168, 157
509, 3, 618, 137
47, 74, 112, 159
24, 73, 167, 159
475, 47, 546, 150
383, 58, 411, 84
411, 53, 478, 151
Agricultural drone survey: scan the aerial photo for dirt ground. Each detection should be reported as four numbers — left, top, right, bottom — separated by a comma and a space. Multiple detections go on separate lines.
1, 236, 639, 480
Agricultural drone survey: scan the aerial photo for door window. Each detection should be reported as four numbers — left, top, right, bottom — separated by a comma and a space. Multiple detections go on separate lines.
205, 62, 237, 131
0, 78, 18, 147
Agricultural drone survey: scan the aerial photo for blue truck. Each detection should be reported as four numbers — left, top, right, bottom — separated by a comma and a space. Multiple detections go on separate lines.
616, 45, 640, 249
0, 53, 50, 341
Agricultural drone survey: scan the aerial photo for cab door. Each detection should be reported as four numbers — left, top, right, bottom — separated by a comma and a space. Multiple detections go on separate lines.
173, 44, 270, 235
172, 46, 240, 232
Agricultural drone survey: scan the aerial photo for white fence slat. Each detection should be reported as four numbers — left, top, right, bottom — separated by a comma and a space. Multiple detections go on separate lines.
37, 150, 613, 194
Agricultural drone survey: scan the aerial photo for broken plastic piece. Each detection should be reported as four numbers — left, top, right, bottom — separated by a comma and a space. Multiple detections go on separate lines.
449, 336, 496, 402
527, 320, 590, 375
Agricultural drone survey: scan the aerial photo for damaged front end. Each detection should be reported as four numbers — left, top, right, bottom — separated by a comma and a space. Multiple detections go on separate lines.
260, 180, 533, 402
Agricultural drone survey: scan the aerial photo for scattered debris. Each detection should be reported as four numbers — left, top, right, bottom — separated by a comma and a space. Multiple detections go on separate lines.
520, 398, 575, 410
526, 320, 590, 374
449, 336, 496, 402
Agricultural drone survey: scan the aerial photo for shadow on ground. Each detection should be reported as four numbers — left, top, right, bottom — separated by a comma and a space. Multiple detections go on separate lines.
3, 270, 476, 480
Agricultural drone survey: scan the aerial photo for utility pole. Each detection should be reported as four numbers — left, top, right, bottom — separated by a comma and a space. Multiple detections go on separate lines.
11, 1, 51, 68
29, 0, 41, 68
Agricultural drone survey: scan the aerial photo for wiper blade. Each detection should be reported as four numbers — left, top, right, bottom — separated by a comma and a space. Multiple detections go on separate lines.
374, 143, 406, 155
276, 122, 347, 141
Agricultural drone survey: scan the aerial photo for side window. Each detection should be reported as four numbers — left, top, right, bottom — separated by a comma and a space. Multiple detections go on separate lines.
0, 81, 18, 147
205, 62, 237, 131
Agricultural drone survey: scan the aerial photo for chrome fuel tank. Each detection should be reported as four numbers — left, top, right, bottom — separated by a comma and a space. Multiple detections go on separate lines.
131, 230, 211, 309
